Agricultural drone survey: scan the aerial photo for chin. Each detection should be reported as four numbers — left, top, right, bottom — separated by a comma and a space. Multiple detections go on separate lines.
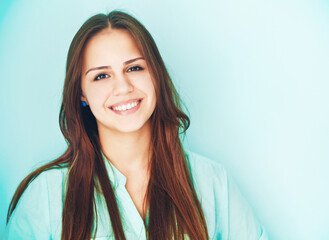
113, 121, 148, 134
97, 116, 152, 135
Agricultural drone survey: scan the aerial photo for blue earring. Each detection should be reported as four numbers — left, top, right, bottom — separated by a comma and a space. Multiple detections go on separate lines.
81, 101, 87, 107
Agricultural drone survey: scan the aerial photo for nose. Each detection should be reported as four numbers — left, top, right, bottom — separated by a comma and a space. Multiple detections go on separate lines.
112, 74, 134, 96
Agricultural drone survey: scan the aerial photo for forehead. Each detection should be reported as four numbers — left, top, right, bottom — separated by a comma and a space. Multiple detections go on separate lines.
82, 28, 142, 68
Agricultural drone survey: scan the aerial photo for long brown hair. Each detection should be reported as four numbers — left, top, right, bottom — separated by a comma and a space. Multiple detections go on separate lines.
7, 10, 209, 240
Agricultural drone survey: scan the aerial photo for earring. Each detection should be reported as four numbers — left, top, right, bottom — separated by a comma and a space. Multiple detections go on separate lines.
81, 101, 87, 107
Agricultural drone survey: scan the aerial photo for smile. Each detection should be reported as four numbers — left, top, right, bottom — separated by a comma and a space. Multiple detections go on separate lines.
113, 100, 139, 111
109, 99, 142, 115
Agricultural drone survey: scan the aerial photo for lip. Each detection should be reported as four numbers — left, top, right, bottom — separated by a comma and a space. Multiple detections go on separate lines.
109, 98, 142, 109
109, 98, 142, 115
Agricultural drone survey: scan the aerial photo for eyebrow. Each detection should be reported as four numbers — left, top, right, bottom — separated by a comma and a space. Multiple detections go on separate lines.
85, 57, 145, 76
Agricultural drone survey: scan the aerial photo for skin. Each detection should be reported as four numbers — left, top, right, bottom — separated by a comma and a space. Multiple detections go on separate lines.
80, 28, 156, 219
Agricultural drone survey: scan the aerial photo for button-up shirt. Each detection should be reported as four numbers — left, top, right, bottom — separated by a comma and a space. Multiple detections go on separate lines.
4, 151, 268, 239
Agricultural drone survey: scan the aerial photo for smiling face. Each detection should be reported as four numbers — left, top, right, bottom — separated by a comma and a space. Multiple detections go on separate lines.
81, 28, 156, 135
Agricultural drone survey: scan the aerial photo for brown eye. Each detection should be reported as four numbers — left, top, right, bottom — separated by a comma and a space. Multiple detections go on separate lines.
94, 73, 109, 81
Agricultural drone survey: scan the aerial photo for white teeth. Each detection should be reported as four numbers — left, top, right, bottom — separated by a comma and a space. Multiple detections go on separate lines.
113, 101, 139, 111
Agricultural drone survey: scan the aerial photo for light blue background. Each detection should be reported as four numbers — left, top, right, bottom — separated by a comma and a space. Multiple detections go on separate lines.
1, 0, 329, 239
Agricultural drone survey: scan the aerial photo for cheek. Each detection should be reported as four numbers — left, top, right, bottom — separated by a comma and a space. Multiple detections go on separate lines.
136, 76, 156, 95
146, 82, 157, 111
86, 84, 110, 105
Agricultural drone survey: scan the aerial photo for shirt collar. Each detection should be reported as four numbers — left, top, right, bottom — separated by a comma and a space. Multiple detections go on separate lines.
101, 151, 127, 188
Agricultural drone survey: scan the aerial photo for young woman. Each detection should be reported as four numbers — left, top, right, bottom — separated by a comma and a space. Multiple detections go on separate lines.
5, 10, 268, 240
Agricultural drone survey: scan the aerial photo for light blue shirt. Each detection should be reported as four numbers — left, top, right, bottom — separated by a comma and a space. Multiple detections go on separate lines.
4, 151, 268, 239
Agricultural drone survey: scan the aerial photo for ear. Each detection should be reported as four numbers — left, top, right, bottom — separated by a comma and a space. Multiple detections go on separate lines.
81, 95, 88, 104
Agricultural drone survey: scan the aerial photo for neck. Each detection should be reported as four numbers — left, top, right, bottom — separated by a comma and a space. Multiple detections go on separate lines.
98, 121, 152, 177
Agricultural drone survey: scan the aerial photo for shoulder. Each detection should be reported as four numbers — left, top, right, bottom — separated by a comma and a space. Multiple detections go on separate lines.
185, 150, 228, 187
17, 165, 68, 198
184, 150, 229, 238
184, 149, 228, 192
4, 166, 69, 239
185, 151, 268, 240
185, 150, 226, 171
39, 165, 69, 188
23, 165, 69, 215
24, 165, 69, 196
11, 165, 69, 216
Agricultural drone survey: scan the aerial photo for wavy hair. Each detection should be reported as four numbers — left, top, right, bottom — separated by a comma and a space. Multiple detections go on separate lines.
7, 10, 209, 240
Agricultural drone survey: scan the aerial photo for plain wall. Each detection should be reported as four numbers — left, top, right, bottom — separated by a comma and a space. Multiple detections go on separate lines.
1, 0, 329, 239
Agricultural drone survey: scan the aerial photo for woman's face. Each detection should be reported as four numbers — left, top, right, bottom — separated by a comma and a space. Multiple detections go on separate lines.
81, 28, 156, 134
